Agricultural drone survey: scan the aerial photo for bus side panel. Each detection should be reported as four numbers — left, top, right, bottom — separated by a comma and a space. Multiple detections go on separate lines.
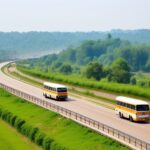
43, 89, 58, 99
115, 105, 136, 120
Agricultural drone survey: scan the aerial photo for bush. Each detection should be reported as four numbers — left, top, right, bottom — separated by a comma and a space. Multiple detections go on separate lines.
10, 115, 18, 126
51, 141, 68, 150
0, 108, 2, 116
21, 124, 32, 137
14, 118, 26, 131
43, 136, 54, 150
130, 77, 136, 85
138, 81, 146, 87
0, 107, 68, 150
1, 109, 8, 120
35, 131, 46, 146
6, 112, 13, 123
29, 127, 39, 142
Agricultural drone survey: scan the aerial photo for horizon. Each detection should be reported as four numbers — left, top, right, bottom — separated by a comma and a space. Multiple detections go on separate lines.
0, 28, 150, 33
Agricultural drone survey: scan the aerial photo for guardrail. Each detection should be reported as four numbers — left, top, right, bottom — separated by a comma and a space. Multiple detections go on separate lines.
0, 83, 150, 150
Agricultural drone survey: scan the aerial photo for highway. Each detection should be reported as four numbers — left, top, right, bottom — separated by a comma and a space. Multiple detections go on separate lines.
0, 62, 150, 144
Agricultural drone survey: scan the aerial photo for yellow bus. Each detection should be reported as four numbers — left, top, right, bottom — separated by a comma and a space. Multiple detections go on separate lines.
115, 96, 150, 122
43, 82, 68, 100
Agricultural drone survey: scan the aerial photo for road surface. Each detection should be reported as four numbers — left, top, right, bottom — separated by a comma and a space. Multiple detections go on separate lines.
0, 62, 150, 143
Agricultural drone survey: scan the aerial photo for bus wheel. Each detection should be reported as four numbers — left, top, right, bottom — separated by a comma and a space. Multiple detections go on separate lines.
119, 112, 123, 118
45, 94, 48, 98
129, 116, 134, 122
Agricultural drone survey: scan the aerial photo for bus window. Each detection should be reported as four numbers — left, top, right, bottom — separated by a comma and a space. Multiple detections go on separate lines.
117, 101, 120, 105
127, 104, 131, 109
44, 86, 48, 89
120, 102, 123, 106
57, 88, 67, 92
136, 105, 150, 111
122, 102, 126, 107
131, 105, 135, 110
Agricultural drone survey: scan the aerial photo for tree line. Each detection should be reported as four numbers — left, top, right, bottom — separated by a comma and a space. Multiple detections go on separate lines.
1, 30, 150, 61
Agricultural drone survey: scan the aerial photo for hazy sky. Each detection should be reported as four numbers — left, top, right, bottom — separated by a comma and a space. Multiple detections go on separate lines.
0, 0, 150, 32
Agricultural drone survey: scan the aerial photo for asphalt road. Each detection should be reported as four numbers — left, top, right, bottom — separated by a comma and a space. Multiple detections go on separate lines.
0, 62, 150, 143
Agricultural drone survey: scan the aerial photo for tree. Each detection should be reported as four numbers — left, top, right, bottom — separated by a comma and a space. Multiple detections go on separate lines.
85, 61, 104, 80
130, 77, 137, 85
108, 58, 131, 83
59, 64, 72, 74
144, 59, 150, 72
107, 33, 112, 39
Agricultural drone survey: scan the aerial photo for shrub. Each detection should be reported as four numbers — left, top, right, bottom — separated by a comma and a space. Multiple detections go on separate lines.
14, 118, 26, 131
0, 108, 2, 116
43, 136, 54, 150
0, 107, 68, 150
34, 131, 46, 146
21, 124, 32, 137
6, 112, 13, 123
51, 142, 66, 150
130, 77, 136, 85
29, 127, 39, 142
10, 115, 18, 126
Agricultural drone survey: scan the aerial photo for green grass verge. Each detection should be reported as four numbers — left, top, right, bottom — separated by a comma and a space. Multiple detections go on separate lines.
0, 88, 129, 150
17, 66, 150, 101
0, 119, 41, 150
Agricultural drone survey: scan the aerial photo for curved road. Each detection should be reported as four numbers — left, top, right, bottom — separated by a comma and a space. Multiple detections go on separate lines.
0, 62, 150, 143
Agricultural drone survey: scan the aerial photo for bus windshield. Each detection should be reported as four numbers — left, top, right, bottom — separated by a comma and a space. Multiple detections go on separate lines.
57, 88, 67, 92
136, 105, 150, 111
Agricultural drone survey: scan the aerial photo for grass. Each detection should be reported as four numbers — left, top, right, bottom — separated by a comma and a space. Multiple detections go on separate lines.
0, 119, 41, 150
0, 88, 129, 150
17, 66, 150, 101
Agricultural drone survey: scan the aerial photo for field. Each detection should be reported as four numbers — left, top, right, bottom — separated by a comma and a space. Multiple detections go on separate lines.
17, 66, 150, 100
0, 88, 129, 150
0, 119, 41, 150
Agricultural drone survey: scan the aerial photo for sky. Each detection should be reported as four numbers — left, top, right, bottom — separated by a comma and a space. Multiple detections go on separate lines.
0, 0, 150, 32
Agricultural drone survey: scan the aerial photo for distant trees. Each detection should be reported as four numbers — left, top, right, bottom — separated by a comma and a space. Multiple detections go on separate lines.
107, 33, 112, 39
118, 46, 150, 71
144, 60, 150, 72
23, 36, 150, 73
84, 58, 131, 84
85, 61, 105, 80
18, 36, 150, 87
59, 64, 72, 74
108, 58, 131, 83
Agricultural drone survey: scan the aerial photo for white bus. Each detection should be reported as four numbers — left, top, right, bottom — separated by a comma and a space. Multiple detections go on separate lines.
43, 82, 68, 100
115, 96, 150, 122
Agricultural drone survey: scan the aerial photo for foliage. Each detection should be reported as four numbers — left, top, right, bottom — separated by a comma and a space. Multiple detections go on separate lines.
19, 36, 150, 73
1, 30, 150, 61
130, 77, 137, 85
85, 61, 105, 80
59, 64, 72, 74
108, 58, 131, 83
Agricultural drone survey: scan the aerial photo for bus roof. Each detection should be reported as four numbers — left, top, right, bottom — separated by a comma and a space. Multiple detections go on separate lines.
43, 82, 67, 89
116, 96, 149, 105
